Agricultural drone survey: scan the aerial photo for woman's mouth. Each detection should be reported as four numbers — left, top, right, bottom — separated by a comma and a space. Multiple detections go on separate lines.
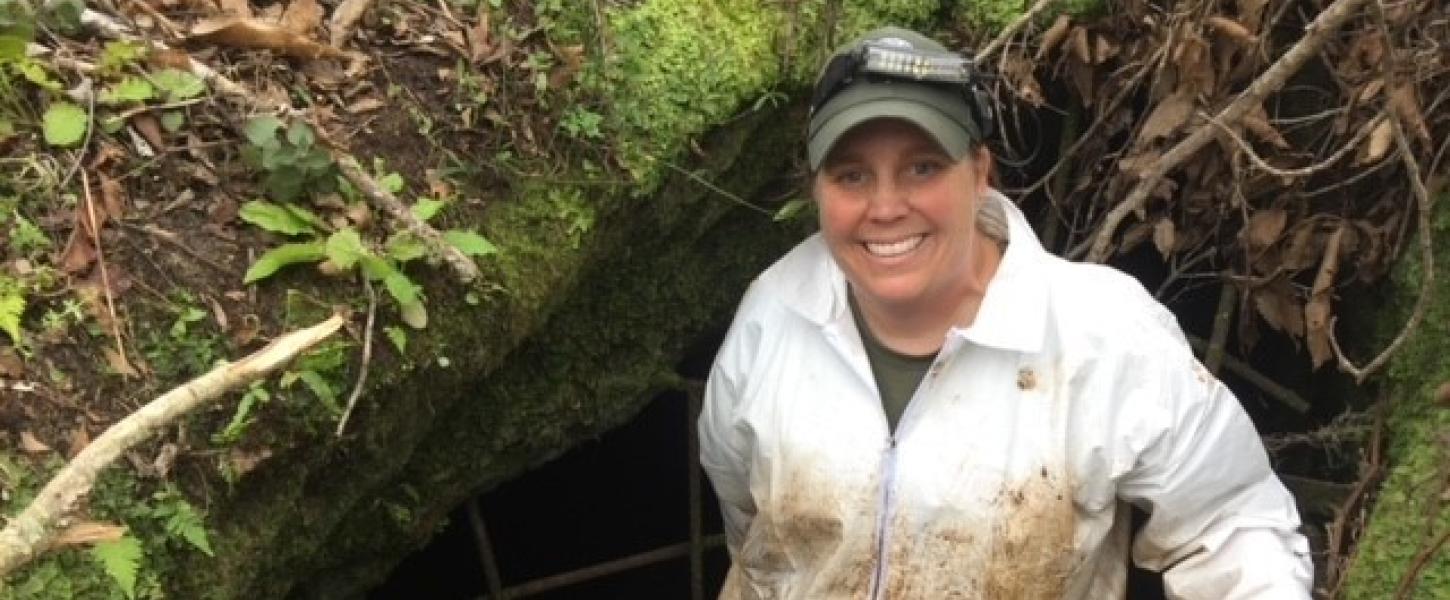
863, 234, 926, 258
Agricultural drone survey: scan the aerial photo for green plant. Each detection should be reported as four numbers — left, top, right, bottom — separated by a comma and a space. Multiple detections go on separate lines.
560, 107, 604, 140
90, 535, 142, 599
241, 116, 337, 202
0, 273, 23, 347
148, 486, 214, 557
141, 297, 223, 380
213, 381, 269, 445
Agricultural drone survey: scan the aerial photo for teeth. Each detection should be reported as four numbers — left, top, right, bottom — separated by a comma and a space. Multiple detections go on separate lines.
865, 235, 925, 257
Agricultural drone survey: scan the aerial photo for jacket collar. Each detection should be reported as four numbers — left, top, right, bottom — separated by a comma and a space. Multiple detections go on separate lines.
783, 189, 1049, 354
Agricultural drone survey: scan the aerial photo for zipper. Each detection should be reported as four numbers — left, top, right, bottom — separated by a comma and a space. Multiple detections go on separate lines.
868, 348, 952, 599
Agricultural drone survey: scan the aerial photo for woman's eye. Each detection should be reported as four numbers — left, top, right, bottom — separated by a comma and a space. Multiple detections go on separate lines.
835, 169, 867, 185
909, 160, 943, 177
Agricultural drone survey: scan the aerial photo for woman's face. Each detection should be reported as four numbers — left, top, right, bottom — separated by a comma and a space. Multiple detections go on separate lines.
814, 118, 990, 314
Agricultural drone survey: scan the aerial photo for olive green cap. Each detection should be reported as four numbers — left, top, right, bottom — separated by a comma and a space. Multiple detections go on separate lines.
807, 27, 982, 171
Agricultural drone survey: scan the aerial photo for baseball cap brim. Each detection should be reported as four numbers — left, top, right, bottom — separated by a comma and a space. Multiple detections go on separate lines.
807, 83, 979, 171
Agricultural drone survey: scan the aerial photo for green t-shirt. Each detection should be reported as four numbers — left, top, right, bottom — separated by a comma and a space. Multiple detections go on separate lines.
848, 292, 938, 433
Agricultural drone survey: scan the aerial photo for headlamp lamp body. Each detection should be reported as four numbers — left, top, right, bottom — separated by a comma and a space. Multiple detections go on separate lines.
809, 41, 996, 141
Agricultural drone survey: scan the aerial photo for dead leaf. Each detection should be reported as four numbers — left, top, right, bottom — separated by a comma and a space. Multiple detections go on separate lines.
104, 347, 140, 379
189, 17, 347, 61
1152, 217, 1176, 258
1237, 0, 1268, 32
59, 228, 97, 274
1253, 281, 1305, 338
1068, 60, 1094, 106
153, 443, 180, 478
1388, 83, 1432, 145
279, 0, 322, 35
232, 314, 261, 346
467, 5, 492, 64
229, 446, 273, 477
54, 521, 126, 547
217, 0, 252, 18
1070, 26, 1092, 64
98, 175, 126, 221
1245, 208, 1287, 249
1036, 14, 1072, 60
130, 113, 165, 154
20, 431, 52, 454
1358, 78, 1384, 103
1361, 117, 1392, 164
329, 0, 373, 47
1137, 90, 1195, 145
0, 348, 23, 378
67, 424, 90, 458
547, 44, 585, 90
1094, 34, 1119, 64
1305, 224, 1346, 369
1206, 16, 1256, 45
1243, 105, 1289, 149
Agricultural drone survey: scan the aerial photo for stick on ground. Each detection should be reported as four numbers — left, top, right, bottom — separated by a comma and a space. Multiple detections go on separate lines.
0, 315, 345, 578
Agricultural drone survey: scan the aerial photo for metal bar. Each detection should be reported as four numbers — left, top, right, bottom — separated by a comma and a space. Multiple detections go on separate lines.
480, 535, 727, 599
687, 383, 706, 600
466, 499, 506, 600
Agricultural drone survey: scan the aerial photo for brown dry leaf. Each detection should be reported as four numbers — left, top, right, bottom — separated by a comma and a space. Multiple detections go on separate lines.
1245, 208, 1287, 249
104, 347, 140, 379
1305, 225, 1346, 368
1070, 26, 1092, 64
279, 0, 322, 35
1388, 83, 1432, 145
54, 521, 126, 547
1243, 105, 1289, 149
129, 113, 165, 156
59, 227, 97, 274
1036, 14, 1071, 60
1093, 34, 1119, 64
1237, 0, 1268, 32
229, 446, 273, 477
1068, 60, 1095, 106
1152, 217, 1176, 258
345, 203, 372, 230
98, 175, 127, 221
1358, 78, 1385, 103
1253, 282, 1305, 338
1361, 117, 1393, 164
1137, 90, 1195, 145
547, 44, 586, 90
218, 0, 252, 17
1118, 221, 1153, 255
467, 5, 493, 64
329, 0, 372, 47
0, 347, 23, 378
189, 17, 347, 61
1176, 35, 1215, 96
1206, 16, 1256, 45
20, 431, 52, 454
67, 424, 90, 458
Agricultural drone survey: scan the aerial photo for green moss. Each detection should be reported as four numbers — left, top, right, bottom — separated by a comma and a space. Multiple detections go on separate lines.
952, 0, 1105, 34
1343, 192, 1450, 599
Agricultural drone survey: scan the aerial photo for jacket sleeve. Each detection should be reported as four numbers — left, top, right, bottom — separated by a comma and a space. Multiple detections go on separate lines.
1115, 319, 1313, 599
697, 289, 762, 559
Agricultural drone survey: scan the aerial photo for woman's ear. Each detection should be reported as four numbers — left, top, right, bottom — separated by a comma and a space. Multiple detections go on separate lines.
975, 147, 994, 194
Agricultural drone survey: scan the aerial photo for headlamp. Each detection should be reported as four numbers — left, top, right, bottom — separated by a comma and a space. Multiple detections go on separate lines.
809, 40, 996, 140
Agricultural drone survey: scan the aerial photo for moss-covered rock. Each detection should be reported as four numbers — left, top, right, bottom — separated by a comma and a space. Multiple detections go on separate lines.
1343, 191, 1450, 599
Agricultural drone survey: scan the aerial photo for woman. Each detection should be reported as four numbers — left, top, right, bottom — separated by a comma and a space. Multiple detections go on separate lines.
698, 26, 1312, 599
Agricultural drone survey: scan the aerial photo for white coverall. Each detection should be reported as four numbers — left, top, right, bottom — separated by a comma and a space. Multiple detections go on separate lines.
698, 191, 1312, 599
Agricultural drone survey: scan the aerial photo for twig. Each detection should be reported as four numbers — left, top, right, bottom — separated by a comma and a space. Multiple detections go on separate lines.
119, 222, 237, 277
1082, 0, 1374, 262
1204, 280, 1236, 375
1186, 335, 1311, 413
660, 161, 773, 217
335, 279, 376, 436
1328, 114, 1435, 384
58, 77, 97, 191
975, 0, 1056, 63
80, 170, 129, 376
0, 315, 346, 577
330, 0, 378, 48
1204, 107, 1381, 179
1394, 528, 1450, 599
331, 155, 479, 283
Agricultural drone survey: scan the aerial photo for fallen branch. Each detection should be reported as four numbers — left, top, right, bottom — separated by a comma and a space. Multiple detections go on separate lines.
76, 7, 480, 284
0, 315, 345, 578
1081, 0, 1373, 262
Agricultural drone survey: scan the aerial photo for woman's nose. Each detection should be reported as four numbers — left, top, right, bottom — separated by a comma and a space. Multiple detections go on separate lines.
866, 177, 909, 221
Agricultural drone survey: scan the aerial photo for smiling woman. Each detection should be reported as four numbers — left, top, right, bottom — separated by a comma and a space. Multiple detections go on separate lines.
698, 25, 1314, 600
